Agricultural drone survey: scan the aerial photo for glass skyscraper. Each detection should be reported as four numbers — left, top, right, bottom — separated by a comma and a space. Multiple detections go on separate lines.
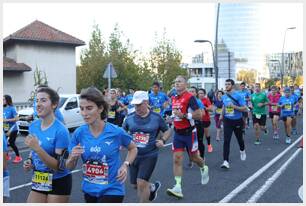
217, 3, 264, 70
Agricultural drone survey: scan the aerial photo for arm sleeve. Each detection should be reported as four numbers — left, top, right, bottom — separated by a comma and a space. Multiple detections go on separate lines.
68, 130, 79, 153
188, 96, 199, 111
119, 128, 133, 148
238, 94, 246, 106
12, 107, 18, 118
55, 127, 70, 150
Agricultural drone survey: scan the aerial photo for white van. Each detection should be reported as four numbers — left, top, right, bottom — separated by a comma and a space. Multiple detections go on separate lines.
17, 94, 84, 134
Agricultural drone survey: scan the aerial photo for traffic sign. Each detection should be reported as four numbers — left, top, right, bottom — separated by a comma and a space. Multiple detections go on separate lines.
103, 63, 117, 78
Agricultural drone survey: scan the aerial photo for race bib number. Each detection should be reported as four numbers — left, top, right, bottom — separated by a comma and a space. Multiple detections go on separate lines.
216, 108, 222, 114
225, 106, 234, 116
153, 107, 161, 114
284, 104, 292, 111
133, 133, 150, 148
31, 171, 53, 192
3, 123, 9, 132
272, 106, 278, 112
83, 160, 109, 185
255, 114, 262, 119
108, 111, 115, 119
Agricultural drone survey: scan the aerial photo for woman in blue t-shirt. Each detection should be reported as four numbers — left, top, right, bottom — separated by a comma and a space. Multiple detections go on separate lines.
3, 94, 21, 163
66, 87, 137, 203
23, 87, 71, 203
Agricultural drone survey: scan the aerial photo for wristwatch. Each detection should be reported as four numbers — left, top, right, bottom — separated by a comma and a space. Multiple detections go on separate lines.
123, 161, 130, 167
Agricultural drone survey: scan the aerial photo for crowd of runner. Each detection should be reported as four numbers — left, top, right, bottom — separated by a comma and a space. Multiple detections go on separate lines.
3, 76, 303, 203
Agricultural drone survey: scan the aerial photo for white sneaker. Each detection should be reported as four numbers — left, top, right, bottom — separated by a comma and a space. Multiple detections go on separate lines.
166, 185, 183, 198
221, 160, 230, 169
200, 165, 209, 185
240, 150, 246, 161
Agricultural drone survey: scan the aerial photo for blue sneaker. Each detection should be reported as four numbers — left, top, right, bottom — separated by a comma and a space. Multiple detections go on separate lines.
285, 137, 292, 144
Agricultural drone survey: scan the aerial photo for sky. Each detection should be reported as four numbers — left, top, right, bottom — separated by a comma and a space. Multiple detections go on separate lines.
2, 2, 303, 65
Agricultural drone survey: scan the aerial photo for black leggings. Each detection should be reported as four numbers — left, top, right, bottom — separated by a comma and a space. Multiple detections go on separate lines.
8, 130, 20, 156
223, 118, 245, 161
84, 193, 124, 203
196, 122, 205, 158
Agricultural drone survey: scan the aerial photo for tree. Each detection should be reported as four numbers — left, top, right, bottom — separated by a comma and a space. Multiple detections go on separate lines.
294, 75, 303, 87
236, 69, 256, 85
148, 29, 186, 91
77, 24, 108, 92
28, 66, 48, 102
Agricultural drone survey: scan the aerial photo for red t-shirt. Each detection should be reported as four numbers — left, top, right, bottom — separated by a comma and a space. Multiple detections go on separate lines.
201, 97, 211, 122
268, 93, 281, 113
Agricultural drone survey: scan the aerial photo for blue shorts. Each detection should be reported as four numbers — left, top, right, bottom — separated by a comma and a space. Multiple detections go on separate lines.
129, 155, 158, 184
172, 129, 198, 154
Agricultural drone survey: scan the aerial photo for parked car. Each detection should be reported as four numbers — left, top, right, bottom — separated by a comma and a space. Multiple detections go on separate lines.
17, 94, 84, 134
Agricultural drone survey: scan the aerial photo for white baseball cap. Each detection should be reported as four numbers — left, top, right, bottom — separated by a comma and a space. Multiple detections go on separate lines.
131, 91, 149, 105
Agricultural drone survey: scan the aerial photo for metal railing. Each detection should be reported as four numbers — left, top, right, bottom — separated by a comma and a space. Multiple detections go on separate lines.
14, 102, 33, 112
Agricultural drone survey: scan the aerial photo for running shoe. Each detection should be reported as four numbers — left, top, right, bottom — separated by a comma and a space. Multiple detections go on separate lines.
240, 150, 246, 161
285, 137, 292, 144
149, 181, 161, 201
12, 156, 22, 163
220, 160, 230, 169
200, 165, 209, 185
254, 139, 261, 145
6, 154, 11, 161
207, 144, 213, 153
166, 185, 183, 199
187, 161, 194, 168
216, 136, 221, 141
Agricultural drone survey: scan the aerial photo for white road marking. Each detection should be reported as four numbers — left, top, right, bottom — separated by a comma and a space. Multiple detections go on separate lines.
9, 169, 81, 191
247, 148, 302, 203
298, 185, 303, 201
219, 135, 303, 203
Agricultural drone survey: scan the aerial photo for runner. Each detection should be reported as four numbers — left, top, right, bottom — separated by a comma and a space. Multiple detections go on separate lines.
3, 94, 22, 163
198, 88, 213, 153
166, 75, 209, 199
23, 86, 72, 203
267, 86, 281, 139
123, 91, 171, 202
107, 89, 126, 126
278, 87, 296, 144
188, 87, 205, 167
220, 79, 247, 169
238, 82, 251, 130
124, 88, 136, 115
66, 86, 137, 203
3, 134, 10, 202
149, 81, 169, 116
213, 90, 224, 141
250, 83, 269, 145
290, 86, 300, 135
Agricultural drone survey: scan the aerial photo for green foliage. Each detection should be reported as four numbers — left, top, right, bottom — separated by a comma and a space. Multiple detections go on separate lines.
28, 66, 48, 102
236, 69, 256, 85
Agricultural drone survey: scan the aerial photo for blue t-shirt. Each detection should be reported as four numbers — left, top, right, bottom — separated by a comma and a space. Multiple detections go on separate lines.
221, 92, 246, 120
291, 93, 299, 111
29, 119, 70, 179
124, 94, 135, 114
69, 123, 132, 197
196, 98, 205, 110
123, 111, 168, 157
238, 89, 251, 102
149, 91, 169, 115
3, 134, 9, 177
54, 108, 65, 123
3, 105, 18, 132
278, 95, 296, 117
213, 99, 224, 116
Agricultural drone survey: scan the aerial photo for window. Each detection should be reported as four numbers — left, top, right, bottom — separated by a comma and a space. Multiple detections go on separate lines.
65, 97, 78, 110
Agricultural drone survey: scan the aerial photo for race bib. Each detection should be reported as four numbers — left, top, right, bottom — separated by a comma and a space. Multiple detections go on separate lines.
83, 160, 109, 185
3, 123, 9, 132
31, 171, 53, 192
216, 108, 222, 114
272, 106, 278, 112
255, 114, 262, 119
108, 111, 116, 119
133, 133, 150, 148
284, 104, 292, 111
153, 107, 161, 114
225, 106, 234, 116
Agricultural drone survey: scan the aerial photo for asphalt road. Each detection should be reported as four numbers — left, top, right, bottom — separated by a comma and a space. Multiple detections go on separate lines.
6, 115, 303, 203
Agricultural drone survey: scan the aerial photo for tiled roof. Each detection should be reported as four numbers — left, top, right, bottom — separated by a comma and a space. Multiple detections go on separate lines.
3, 20, 85, 46
3, 57, 32, 72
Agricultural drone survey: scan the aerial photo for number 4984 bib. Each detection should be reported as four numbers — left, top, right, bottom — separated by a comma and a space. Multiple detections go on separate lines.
32, 171, 53, 191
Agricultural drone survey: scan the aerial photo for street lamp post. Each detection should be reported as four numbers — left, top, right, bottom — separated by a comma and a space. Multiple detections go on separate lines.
194, 39, 218, 89
281, 27, 296, 87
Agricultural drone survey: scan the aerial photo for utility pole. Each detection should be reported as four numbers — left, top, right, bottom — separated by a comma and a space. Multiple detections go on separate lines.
228, 51, 231, 79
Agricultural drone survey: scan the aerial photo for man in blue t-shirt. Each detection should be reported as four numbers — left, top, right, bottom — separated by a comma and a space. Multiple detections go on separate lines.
278, 87, 297, 144
149, 82, 169, 116
220, 79, 248, 169
123, 91, 171, 203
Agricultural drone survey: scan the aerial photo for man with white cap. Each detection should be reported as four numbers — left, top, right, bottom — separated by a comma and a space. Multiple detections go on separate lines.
123, 91, 171, 202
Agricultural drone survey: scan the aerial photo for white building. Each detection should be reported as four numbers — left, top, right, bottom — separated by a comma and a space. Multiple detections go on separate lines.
188, 41, 236, 91
3, 20, 85, 103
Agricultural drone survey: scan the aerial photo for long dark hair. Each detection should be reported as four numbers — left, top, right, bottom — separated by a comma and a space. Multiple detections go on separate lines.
80, 87, 109, 120
3, 95, 13, 106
